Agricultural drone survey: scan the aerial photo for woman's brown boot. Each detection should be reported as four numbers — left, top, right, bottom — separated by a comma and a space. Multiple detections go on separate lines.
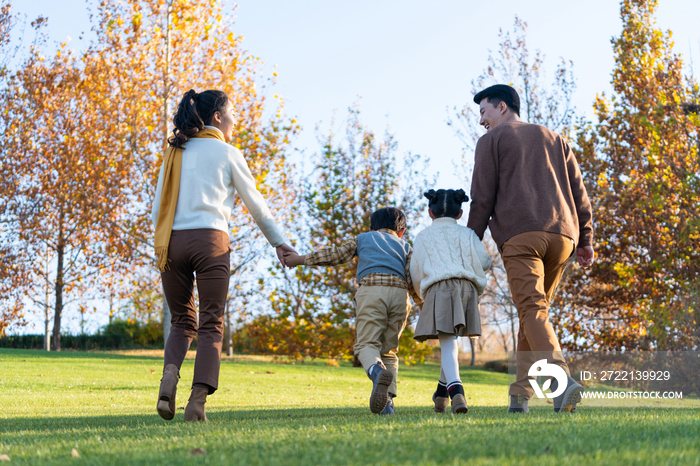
157, 364, 179, 420
184, 385, 209, 422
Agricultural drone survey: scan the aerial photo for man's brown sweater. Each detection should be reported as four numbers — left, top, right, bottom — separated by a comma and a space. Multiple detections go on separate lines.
467, 121, 593, 249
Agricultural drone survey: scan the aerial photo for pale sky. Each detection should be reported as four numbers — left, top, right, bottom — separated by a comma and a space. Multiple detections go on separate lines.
15, 0, 700, 188
12, 0, 700, 334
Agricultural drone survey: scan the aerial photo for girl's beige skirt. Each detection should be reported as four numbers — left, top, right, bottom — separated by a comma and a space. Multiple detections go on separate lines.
414, 278, 481, 342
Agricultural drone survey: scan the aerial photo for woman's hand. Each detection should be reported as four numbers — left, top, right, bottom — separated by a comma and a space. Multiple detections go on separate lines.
275, 243, 298, 267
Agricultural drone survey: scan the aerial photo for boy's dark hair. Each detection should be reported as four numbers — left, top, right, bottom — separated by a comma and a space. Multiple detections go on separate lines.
424, 189, 469, 219
169, 89, 230, 149
473, 84, 521, 117
370, 207, 407, 232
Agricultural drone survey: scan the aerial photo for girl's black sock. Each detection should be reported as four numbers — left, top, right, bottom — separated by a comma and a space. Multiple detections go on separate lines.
435, 381, 448, 398
447, 382, 465, 399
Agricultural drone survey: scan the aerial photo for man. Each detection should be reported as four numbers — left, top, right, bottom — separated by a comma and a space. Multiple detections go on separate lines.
467, 84, 595, 413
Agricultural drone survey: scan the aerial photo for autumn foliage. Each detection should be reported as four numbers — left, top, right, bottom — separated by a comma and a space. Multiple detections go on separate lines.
1, 0, 698, 356
555, 0, 700, 350
0, 0, 297, 347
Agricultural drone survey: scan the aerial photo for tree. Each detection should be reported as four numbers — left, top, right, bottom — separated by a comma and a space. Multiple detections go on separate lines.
0, 37, 142, 349
0, 1, 29, 337
448, 16, 576, 155
561, 0, 700, 350
0, 0, 299, 342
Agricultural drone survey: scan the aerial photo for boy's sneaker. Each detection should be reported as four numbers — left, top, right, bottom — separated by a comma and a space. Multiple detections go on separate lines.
380, 396, 395, 415
553, 375, 584, 413
368, 363, 393, 414
433, 392, 449, 413
508, 394, 530, 413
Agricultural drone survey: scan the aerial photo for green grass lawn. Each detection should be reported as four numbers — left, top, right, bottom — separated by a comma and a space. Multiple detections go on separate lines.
1, 348, 699, 465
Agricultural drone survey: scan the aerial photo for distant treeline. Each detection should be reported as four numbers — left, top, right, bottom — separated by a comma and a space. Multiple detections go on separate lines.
0, 320, 164, 350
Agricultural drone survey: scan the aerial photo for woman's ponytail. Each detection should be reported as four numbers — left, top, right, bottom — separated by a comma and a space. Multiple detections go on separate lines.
168, 89, 229, 149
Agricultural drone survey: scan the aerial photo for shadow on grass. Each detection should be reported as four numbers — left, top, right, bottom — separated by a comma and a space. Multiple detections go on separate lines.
2, 406, 699, 466
3, 403, 699, 435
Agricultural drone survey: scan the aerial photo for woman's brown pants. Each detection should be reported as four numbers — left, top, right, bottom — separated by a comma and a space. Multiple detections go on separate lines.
161, 229, 230, 394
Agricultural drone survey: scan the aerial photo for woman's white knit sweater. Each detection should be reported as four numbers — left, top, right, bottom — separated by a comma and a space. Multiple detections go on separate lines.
151, 126, 285, 247
410, 217, 492, 300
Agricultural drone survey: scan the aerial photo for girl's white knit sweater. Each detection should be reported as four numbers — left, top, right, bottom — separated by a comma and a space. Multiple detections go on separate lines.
410, 217, 492, 300
151, 126, 285, 247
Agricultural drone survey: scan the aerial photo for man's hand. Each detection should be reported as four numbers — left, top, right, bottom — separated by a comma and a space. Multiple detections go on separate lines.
275, 243, 297, 267
283, 251, 306, 268
576, 246, 595, 268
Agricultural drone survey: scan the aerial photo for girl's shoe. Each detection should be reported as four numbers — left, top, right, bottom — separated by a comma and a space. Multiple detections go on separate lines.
156, 364, 179, 420
451, 393, 468, 414
433, 392, 449, 413
184, 386, 209, 422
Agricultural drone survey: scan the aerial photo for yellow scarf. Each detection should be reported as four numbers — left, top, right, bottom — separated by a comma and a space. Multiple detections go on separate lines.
154, 127, 225, 272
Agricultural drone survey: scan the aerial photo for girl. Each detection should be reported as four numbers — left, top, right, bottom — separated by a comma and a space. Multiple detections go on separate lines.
410, 189, 491, 414
152, 89, 295, 422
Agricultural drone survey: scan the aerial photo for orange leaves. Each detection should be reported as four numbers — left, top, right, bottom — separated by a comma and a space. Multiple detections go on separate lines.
563, 0, 700, 351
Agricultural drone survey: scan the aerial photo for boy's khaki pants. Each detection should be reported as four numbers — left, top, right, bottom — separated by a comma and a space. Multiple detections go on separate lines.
354, 285, 411, 397
502, 231, 575, 399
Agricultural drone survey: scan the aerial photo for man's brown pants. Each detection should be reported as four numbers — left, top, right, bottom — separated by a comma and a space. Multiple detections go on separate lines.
161, 229, 230, 394
502, 231, 574, 398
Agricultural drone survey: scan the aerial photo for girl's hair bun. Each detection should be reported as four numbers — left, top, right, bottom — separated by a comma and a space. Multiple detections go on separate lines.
454, 189, 469, 203
423, 189, 437, 201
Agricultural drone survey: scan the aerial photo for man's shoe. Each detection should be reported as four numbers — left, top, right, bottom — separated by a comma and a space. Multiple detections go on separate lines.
553, 376, 584, 413
508, 394, 530, 413
433, 391, 449, 413
450, 393, 468, 414
380, 396, 395, 415
369, 364, 393, 414
156, 364, 179, 420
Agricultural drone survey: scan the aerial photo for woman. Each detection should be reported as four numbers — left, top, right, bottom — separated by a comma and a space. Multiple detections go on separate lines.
152, 89, 294, 422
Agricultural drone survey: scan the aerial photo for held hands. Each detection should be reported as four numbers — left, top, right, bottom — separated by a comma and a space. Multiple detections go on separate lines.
576, 246, 595, 268
283, 251, 306, 268
275, 243, 298, 267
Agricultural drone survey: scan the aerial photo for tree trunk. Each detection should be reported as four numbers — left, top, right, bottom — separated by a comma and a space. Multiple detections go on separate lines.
51, 239, 65, 351
44, 245, 51, 352
43, 308, 50, 352
108, 285, 114, 325
509, 306, 517, 353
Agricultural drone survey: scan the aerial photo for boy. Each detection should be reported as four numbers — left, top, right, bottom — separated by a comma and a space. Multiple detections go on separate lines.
284, 207, 423, 415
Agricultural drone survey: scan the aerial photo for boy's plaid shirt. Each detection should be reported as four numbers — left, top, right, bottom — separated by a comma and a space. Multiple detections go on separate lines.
304, 229, 423, 305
